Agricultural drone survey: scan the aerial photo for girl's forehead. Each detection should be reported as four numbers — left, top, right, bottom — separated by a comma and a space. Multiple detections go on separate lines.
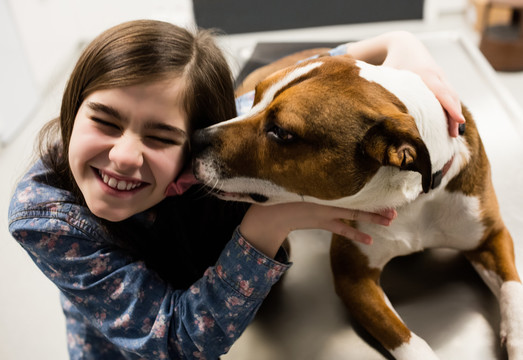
87, 75, 186, 100
121, 77, 186, 99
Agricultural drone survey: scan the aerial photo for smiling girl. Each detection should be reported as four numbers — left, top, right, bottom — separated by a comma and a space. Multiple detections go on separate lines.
69, 79, 189, 221
8, 20, 462, 360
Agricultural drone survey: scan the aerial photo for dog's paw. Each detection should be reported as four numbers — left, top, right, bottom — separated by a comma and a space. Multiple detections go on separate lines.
502, 333, 523, 360
500, 281, 523, 360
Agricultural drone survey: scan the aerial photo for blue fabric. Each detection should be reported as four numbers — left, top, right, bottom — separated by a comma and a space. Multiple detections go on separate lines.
8, 160, 289, 360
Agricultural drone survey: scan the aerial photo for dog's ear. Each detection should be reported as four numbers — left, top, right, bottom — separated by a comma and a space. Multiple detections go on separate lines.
361, 116, 432, 193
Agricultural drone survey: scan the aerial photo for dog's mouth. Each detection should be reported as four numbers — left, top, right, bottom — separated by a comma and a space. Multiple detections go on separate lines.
248, 193, 269, 203
206, 187, 269, 203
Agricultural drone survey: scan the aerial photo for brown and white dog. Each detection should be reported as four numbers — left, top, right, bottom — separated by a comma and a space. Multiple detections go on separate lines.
192, 50, 523, 359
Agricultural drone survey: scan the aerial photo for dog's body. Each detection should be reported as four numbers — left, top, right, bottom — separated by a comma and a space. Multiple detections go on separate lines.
192, 50, 523, 359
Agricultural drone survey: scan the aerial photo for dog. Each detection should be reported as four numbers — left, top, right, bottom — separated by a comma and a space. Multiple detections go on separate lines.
191, 49, 523, 359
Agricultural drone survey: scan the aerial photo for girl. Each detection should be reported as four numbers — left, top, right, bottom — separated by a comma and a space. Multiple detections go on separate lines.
8, 20, 464, 360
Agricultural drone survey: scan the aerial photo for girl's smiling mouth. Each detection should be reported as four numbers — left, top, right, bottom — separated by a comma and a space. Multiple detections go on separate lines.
94, 167, 147, 191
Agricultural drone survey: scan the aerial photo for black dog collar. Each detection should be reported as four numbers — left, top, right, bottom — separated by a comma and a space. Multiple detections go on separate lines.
459, 123, 466, 136
431, 157, 454, 189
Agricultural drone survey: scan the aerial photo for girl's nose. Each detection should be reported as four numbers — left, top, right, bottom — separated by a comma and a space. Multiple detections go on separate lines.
109, 134, 144, 171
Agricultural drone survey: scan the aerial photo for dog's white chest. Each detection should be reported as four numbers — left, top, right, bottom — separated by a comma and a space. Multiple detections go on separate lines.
358, 190, 486, 268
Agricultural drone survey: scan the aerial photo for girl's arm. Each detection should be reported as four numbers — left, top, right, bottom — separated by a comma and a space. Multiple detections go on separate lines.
9, 203, 287, 360
240, 203, 396, 258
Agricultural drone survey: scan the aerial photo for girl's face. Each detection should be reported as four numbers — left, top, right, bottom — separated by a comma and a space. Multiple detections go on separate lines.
69, 78, 188, 222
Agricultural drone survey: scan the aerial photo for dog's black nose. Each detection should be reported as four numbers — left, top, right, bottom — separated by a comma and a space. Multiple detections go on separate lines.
191, 129, 211, 156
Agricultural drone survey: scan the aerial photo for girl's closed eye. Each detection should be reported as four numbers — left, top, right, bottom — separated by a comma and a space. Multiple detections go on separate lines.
144, 122, 188, 147
91, 117, 121, 131
146, 135, 181, 146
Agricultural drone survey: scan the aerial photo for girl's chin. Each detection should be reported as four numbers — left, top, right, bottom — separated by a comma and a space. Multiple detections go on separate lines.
89, 206, 133, 222
85, 194, 164, 222
84, 197, 137, 221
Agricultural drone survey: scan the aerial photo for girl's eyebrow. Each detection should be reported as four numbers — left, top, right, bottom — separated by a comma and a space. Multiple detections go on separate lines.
87, 101, 122, 120
86, 101, 187, 140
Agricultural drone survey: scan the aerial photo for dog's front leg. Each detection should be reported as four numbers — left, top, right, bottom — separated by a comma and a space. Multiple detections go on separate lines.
330, 234, 439, 360
464, 226, 523, 360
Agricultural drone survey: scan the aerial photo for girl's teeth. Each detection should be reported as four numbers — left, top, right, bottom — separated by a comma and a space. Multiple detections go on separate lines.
99, 171, 140, 191
117, 181, 127, 190
108, 178, 118, 188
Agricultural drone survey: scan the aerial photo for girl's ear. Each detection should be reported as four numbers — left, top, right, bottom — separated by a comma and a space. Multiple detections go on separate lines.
361, 114, 432, 193
164, 167, 199, 197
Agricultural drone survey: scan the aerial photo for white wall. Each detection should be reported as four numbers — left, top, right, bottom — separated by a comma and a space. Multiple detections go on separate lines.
1, 0, 195, 145
0, 0, 39, 145
7, 0, 195, 91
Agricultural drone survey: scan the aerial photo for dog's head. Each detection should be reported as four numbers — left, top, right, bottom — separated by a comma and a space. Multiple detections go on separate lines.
192, 56, 449, 211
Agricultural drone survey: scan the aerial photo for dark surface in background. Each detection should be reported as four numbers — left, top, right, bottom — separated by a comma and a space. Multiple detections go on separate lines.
193, 0, 424, 34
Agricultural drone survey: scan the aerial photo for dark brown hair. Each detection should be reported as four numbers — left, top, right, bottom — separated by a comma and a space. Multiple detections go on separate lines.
39, 19, 236, 196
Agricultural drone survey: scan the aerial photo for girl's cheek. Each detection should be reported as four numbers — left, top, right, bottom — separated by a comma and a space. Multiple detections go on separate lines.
167, 148, 187, 181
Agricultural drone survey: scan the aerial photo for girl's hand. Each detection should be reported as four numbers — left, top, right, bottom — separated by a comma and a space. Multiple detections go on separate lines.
239, 203, 397, 258
346, 31, 466, 137
381, 31, 466, 137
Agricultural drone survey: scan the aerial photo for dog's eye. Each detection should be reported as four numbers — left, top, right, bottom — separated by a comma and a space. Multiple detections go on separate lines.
266, 125, 295, 143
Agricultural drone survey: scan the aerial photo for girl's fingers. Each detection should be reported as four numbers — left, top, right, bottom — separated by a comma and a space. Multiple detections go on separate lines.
330, 208, 398, 244
420, 70, 466, 138
438, 95, 465, 137
376, 208, 397, 221
318, 207, 397, 245
337, 207, 396, 226
329, 219, 374, 245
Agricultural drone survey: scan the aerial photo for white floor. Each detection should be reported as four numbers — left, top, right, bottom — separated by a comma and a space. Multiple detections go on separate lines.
1, 11, 523, 360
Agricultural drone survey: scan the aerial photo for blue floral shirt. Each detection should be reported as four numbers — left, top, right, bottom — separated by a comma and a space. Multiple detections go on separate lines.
8, 160, 290, 359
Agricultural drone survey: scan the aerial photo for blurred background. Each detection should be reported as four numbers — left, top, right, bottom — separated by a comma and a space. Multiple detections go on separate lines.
1, 0, 522, 359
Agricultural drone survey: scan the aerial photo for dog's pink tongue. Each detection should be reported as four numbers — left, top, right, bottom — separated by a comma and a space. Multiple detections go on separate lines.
164, 168, 199, 196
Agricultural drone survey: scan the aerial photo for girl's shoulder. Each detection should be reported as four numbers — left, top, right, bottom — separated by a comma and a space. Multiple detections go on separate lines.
12, 159, 75, 204
8, 159, 107, 242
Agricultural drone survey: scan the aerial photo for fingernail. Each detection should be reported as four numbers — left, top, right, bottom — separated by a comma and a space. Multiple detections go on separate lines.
386, 209, 397, 220
391, 209, 398, 219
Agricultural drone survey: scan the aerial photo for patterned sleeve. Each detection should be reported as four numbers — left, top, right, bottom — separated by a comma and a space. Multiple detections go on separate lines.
328, 43, 349, 56
235, 90, 255, 117
9, 212, 290, 359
